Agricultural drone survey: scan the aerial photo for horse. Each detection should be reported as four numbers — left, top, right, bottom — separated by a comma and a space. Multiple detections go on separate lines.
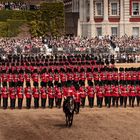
63, 96, 75, 127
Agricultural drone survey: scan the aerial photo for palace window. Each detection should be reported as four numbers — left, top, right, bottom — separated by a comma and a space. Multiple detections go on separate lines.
96, 27, 102, 36
133, 27, 139, 37
111, 3, 118, 15
111, 27, 118, 37
96, 3, 102, 16
133, 3, 139, 16
109, 0, 120, 16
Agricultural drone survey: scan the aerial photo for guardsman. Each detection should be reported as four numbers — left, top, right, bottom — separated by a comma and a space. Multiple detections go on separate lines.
18, 74, 24, 87
60, 73, 67, 87
54, 73, 59, 87
2, 73, 7, 87
9, 87, 16, 109
73, 73, 79, 85
125, 69, 131, 85
40, 87, 47, 108
106, 69, 112, 85
32, 87, 40, 108
2, 86, 8, 109
86, 72, 92, 86
13, 73, 18, 87
48, 86, 55, 108
40, 73, 47, 87
113, 84, 120, 107
25, 87, 32, 109
130, 85, 136, 107
17, 86, 24, 109
132, 69, 137, 86
122, 85, 128, 108
8, 74, 13, 87
32, 72, 39, 87
24, 73, 31, 87
105, 85, 112, 108
100, 70, 106, 86
55, 83, 62, 108
97, 84, 104, 108
136, 85, 140, 106
93, 68, 99, 85
48, 74, 53, 87
119, 68, 125, 85
79, 86, 86, 108
113, 68, 119, 85
87, 82, 94, 108
79, 72, 85, 86
74, 86, 81, 114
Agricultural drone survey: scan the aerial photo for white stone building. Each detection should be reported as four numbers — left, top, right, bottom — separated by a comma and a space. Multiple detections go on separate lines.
78, 0, 140, 37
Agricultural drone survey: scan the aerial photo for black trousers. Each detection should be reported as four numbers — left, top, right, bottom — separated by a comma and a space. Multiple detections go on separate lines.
137, 96, 140, 106
115, 97, 119, 107
18, 81, 24, 87
26, 81, 31, 87
26, 98, 31, 109
79, 80, 85, 86
2, 82, 7, 87
106, 96, 111, 108
34, 98, 39, 108
98, 97, 103, 108
41, 98, 46, 108
81, 97, 86, 107
3, 98, 8, 109
54, 81, 59, 86
129, 96, 132, 106
120, 96, 124, 106
48, 98, 54, 108
123, 97, 127, 108
33, 82, 38, 87
112, 96, 116, 106
9, 82, 13, 87
104, 97, 108, 106
18, 98, 23, 109
74, 102, 80, 114
88, 97, 94, 108
10, 99, 16, 109
41, 81, 46, 87
57, 98, 62, 108
132, 96, 135, 107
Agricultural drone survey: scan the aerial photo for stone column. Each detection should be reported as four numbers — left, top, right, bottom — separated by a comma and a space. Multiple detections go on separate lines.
103, 0, 109, 22
120, 0, 124, 37
103, 0, 109, 35
79, 0, 84, 21
90, 0, 95, 37
90, 0, 94, 21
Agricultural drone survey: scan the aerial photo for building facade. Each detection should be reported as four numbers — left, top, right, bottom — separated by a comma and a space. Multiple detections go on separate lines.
78, 0, 140, 37
63, 0, 79, 35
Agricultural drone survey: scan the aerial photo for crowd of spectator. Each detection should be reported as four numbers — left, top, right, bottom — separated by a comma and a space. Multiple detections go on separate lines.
0, 1, 38, 10
0, 35, 140, 63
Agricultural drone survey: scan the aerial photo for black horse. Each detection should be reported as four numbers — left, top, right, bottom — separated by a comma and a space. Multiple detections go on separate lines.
63, 97, 75, 127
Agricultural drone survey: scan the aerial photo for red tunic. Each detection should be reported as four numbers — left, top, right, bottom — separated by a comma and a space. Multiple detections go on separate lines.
40, 87, 47, 99
17, 87, 24, 99
25, 87, 32, 98
87, 86, 94, 98
1, 87, 8, 98
74, 91, 81, 103
9, 88, 16, 99
79, 87, 86, 98
97, 87, 104, 98
32, 88, 39, 98
48, 88, 55, 98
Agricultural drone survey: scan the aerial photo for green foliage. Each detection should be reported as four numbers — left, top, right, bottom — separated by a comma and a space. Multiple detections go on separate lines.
0, 20, 26, 37
0, 2, 64, 37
